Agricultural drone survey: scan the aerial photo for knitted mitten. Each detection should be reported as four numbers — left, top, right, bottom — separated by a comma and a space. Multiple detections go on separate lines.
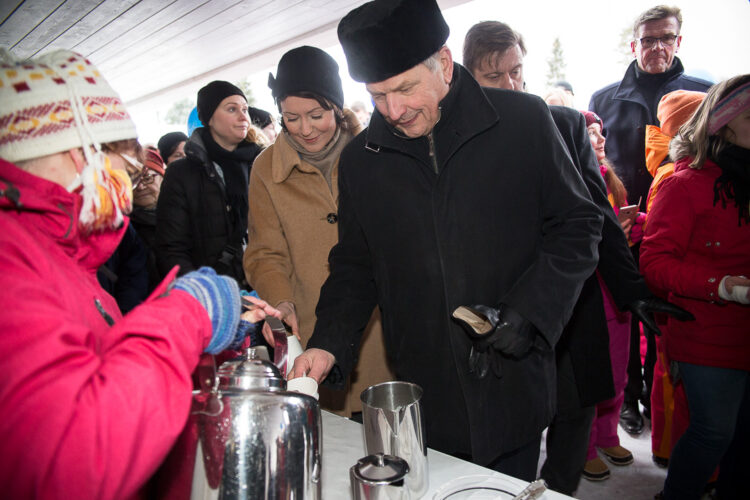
173, 267, 241, 354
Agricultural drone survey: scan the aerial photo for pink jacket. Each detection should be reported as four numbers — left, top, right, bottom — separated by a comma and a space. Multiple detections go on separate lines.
640, 157, 750, 370
0, 159, 212, 499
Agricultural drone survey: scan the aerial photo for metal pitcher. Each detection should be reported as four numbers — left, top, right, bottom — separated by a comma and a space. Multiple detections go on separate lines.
190, 348, 322, 499
360, 382, 427, 498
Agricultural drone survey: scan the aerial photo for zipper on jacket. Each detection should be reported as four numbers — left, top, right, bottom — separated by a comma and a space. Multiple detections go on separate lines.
428, 132, 438, 175
94, 298, 115, 326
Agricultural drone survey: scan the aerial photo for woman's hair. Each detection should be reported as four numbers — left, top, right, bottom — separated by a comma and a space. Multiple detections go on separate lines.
245, 123, 270, 148
277, 91, 347, 132
601, 158, 628, 209
670, 74, 750, 169
543, 87, 574, 108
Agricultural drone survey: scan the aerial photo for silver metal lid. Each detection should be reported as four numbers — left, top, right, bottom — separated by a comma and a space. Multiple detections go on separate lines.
351, 454, 409, 485
217, 347, 285, 391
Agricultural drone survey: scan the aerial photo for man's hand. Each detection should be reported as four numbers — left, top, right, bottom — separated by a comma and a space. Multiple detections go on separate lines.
628, 296, 695, 336
289, 348, 335, 383
261, 301, 300, 344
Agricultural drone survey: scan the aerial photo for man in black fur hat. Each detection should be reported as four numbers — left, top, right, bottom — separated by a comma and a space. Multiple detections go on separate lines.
291, 0, 602, 481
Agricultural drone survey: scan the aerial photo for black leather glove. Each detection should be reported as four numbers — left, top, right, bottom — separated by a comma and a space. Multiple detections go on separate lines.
453, 304, 538, 359
627, 296, 695, 337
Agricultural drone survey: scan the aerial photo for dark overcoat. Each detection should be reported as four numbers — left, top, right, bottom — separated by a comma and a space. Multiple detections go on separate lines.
155, 129, 260, 287
589, 58, 711, 210
308, 65, 603, 464
549, 106, 650, 407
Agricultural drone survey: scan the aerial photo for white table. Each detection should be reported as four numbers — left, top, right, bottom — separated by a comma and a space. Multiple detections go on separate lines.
321, 411, 572, 499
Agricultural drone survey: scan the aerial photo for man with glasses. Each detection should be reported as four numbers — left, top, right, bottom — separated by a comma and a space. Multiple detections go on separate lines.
589, 5, 711, 438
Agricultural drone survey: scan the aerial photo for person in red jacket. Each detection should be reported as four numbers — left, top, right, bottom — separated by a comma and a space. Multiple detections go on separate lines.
640, 74, 750, 500
0, 48, 280, 500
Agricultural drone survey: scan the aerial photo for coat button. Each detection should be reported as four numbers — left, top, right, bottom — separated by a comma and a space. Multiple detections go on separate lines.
715, 241, 721, 247
326, 213, 338, 224
705, 241, 712, 246
226, 205, 232, 212
708, 277, 716, 283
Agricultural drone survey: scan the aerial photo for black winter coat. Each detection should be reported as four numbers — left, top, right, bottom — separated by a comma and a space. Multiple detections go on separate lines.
549, 106, 651, 408
307, 65, 603, 464
589, 58, 711, 210
155, 130, 260, 288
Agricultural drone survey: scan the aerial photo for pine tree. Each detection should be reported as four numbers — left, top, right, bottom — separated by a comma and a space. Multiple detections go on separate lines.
164, 98, 193, 126
233, 77, 256, 106
618, 26, 635, 69
546, 37, 567, 88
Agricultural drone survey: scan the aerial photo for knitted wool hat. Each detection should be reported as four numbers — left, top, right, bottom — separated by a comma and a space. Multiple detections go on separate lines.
657, 90, 706, 137
0, 49, 137, 163
248, 106, 274, 129
143, 146, 165, 176
581, 110, 605, 135
337, 0, 450, 83
196, 80, 246, 126
157, 131, 188, 162
268, 46, 344, 109
707, 81, 749, 136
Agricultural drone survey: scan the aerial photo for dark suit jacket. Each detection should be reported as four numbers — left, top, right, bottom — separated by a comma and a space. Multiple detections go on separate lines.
550, 105, 651, 407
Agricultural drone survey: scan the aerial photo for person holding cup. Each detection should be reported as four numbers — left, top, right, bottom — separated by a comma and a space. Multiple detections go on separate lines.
0, 48, 281, 499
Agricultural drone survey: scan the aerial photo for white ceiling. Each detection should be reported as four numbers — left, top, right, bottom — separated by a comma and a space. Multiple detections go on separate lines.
1, 0, 470, 106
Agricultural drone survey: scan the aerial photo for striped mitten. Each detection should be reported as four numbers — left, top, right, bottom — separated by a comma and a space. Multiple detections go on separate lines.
173, 267, 241, 354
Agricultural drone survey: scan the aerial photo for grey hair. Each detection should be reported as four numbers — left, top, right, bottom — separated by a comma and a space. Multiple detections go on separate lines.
632, 5, 682, 39
422, 49, 444, 73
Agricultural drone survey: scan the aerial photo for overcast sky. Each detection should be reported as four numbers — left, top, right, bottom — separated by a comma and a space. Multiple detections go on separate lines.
130, 0, 750, 144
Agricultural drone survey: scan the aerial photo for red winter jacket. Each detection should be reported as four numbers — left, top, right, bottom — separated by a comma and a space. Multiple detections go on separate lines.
0, 158, 212, 499
640, 157, 750, 371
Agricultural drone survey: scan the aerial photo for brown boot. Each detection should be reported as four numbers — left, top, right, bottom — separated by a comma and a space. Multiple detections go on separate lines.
600, 445, 634, 466
582, 457, 610, 481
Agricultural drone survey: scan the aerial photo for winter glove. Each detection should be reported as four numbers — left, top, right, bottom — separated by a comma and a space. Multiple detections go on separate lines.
453, 304, 538, 379
629, 212, 647, 244
173, 267, 241, 354
627, 296, 695, 337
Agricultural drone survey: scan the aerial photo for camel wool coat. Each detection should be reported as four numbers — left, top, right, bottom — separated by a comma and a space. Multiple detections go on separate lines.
244, 110, 394, 415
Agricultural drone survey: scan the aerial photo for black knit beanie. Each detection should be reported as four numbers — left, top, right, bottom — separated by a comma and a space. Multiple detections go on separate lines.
268, 46, 344, 109
248, 107, 273, 129
157, 131, 188, 162
337, 0, 449, 83
197, 80, 246, 126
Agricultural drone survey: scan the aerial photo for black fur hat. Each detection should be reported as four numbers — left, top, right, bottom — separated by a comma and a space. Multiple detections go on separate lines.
268, 46, 344, 110
337, 0, 450, 83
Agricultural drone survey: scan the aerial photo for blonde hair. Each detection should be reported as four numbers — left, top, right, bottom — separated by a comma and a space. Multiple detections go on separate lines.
670, 74, 750, 169
245, 123, 270, 148
543, 87, 574, 108
602, 158, 628, 209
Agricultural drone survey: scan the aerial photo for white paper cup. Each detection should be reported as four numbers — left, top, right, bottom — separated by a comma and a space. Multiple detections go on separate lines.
287, 376, 319, 399
286, 335, 304, 375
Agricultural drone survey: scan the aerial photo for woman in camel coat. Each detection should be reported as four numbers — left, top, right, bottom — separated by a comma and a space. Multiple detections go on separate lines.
243, 46, 394, 415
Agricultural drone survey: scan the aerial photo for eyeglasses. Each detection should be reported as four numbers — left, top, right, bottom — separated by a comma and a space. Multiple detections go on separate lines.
638, 34, 679, 49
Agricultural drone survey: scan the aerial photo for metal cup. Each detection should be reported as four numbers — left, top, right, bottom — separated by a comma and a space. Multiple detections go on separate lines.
350, 454, 410, 500
360, 382, 427, 498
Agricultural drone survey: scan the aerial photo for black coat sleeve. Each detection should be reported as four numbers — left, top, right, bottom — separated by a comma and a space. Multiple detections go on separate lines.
306, 146, 380, 383
155, 162, 197, 278
551, 106, 650, 309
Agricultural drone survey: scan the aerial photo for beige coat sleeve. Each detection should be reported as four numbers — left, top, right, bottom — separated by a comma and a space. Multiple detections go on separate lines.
244, 150, 295, 307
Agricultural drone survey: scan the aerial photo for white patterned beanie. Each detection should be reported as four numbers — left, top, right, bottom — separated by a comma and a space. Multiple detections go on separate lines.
0, 49, 137, 163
